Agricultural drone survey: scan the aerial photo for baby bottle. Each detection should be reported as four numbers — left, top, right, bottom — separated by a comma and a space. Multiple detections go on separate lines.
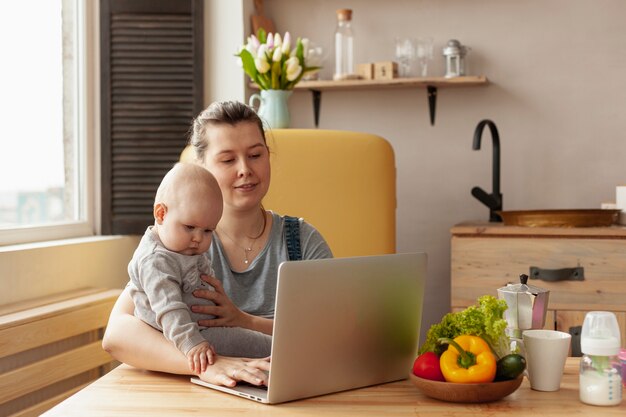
579, 311, 623, 406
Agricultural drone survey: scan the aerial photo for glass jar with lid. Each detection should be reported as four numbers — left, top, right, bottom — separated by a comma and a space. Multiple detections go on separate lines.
333, 9, 357, 80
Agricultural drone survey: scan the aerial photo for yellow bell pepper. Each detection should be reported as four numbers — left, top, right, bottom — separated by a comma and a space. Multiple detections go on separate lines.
438, 335, 497, 383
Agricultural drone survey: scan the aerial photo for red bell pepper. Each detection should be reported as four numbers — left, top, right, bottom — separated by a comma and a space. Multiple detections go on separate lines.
412, 352, 445, 381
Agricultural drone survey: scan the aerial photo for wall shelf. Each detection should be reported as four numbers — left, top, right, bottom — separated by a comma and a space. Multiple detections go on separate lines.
294, 75, 487, 91
252, 76, 488, 127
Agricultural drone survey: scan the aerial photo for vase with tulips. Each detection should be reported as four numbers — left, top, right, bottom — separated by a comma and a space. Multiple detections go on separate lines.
237, 29, 320, 128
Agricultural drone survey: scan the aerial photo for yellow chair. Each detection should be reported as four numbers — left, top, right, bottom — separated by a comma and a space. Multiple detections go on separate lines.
182, 129, 396, 258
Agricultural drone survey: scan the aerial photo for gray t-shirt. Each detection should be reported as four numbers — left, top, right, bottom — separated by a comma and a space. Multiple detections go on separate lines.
207, 212, 333, 318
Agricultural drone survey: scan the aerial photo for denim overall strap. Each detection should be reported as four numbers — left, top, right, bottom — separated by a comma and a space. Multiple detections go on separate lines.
284, 216, 302, 261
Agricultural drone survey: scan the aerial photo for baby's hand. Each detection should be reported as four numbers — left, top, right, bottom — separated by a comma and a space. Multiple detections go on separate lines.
187, 341, 215, 374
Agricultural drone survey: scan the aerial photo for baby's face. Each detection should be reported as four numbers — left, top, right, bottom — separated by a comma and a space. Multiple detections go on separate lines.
157, 192, 222, 256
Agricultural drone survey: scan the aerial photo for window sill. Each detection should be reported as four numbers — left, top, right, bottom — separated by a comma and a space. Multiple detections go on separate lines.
0, 234, 140, 306
0, 235, 126, 254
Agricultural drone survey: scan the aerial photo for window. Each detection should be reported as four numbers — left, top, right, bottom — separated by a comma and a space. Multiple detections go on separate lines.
0, 0, 95, 245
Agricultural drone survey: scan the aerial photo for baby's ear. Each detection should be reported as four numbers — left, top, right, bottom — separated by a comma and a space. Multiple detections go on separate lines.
154, 203, 167, 223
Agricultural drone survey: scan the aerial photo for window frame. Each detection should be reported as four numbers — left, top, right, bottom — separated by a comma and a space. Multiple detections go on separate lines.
0, 0, 98, 246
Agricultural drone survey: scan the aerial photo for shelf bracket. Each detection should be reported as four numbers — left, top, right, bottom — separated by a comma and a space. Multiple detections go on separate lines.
427, 85, 437, 126
310, 89, 322, 128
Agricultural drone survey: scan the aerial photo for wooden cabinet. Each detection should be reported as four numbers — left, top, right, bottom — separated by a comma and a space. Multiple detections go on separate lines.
451, 222, 626, 351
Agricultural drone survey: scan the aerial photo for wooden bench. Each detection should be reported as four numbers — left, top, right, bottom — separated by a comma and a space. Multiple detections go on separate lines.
0, 288, 121, 417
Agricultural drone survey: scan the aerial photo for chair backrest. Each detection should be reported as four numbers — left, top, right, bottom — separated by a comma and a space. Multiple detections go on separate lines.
182, 129, 396, 258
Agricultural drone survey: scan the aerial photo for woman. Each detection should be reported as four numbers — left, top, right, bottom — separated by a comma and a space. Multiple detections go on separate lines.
103, 101, 333, 387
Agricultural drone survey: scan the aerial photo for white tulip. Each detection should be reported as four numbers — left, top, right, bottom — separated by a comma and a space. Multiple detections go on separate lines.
257, 44, 268, 59
272, 47, 283, 62
285, 57, 302, 81
255, 57, 270, 74
274, 33, 282, 49
301, 38, 309, 59
282, 32, 291, 54
246, 43, 258, 55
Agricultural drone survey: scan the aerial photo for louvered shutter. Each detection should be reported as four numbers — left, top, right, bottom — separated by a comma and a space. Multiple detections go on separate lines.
100, 0, 203, 235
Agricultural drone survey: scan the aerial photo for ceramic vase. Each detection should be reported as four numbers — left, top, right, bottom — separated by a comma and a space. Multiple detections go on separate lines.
249, 89, 292, 129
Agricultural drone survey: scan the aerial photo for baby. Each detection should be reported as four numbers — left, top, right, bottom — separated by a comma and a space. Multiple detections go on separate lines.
127, 163, 222, 374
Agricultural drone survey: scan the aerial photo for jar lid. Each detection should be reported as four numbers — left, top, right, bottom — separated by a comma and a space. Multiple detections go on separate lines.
443, 39, 467, 57
336, 9, 352, 21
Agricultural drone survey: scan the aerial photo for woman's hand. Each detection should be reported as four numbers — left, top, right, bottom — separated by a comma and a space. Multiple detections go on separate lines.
192, 275, 246, 328
198, 356, 271, 387
192, 275, 274, 335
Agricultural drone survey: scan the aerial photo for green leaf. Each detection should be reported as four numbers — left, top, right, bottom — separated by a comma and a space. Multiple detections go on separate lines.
237, 49, 258, 80
257, 72, 270, 90
279, 56, 289, 89
256, 28, 267, 44
296, 38, 305, 67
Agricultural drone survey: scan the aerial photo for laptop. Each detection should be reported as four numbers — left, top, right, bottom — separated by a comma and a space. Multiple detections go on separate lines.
191, 252, 426, 404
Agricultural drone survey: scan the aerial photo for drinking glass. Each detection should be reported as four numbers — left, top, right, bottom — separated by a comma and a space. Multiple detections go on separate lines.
302, 42, 327, 80
394, 37, 416, 77
416, 37, 434, 77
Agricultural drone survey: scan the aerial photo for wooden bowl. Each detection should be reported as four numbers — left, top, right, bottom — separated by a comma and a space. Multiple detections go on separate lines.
409, 374, 524, 403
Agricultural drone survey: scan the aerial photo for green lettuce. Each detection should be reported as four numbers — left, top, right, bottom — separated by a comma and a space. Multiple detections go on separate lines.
419, 295, 510, 358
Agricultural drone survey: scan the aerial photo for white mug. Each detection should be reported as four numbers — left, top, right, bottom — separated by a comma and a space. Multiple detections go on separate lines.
522, 329, 571, 391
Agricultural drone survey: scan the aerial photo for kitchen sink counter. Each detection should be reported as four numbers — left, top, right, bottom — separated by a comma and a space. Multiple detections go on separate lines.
451, 222, 626, 348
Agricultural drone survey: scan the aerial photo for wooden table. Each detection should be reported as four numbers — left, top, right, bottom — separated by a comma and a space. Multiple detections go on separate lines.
43, 358, 624, 416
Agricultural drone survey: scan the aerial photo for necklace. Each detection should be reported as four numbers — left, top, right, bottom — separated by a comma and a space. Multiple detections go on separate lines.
219, 228, 254, 264
217, 210, 267, 265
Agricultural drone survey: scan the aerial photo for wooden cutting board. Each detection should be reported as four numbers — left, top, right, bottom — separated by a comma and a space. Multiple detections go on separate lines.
251, 0, 276, 34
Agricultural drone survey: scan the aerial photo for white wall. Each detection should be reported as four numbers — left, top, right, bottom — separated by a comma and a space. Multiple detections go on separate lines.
204, 0, 252, 103
241, 0, 626, 336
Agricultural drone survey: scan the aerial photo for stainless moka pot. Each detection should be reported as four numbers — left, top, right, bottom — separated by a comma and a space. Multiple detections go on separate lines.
497, 274, 550, 340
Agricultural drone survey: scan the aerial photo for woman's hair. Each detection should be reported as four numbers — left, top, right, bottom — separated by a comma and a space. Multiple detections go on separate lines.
189, 101, 265, 162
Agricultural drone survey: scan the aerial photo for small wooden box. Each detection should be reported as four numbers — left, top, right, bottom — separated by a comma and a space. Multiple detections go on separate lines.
356, 63, 374, 80
374, 61, 398, 80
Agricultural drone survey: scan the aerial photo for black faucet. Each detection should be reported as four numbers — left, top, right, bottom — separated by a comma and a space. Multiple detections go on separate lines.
472, 119, 502, 222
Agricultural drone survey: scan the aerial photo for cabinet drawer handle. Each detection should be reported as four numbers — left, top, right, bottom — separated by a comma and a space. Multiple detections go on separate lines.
569, 325, 582, 357
529, 266, 584, 282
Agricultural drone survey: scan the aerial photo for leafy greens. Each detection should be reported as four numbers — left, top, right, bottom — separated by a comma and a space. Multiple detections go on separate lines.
419, 295, 510, 358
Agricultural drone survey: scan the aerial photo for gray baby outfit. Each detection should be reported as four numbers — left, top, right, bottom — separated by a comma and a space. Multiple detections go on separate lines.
128, 227, 217, 355
128, 213, 332, 359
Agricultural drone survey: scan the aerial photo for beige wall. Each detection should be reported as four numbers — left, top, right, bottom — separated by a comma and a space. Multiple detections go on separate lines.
204, 0, 251, 103
247, 0, 626, 333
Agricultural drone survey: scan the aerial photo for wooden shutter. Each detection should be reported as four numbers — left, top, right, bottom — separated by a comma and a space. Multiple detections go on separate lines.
100, 0, 203, 235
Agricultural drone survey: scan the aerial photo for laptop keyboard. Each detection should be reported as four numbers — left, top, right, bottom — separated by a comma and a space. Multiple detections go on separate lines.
238, 381, 268, 391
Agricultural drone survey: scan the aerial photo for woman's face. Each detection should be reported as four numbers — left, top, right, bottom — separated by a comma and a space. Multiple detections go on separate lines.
201, 122, 270, 213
